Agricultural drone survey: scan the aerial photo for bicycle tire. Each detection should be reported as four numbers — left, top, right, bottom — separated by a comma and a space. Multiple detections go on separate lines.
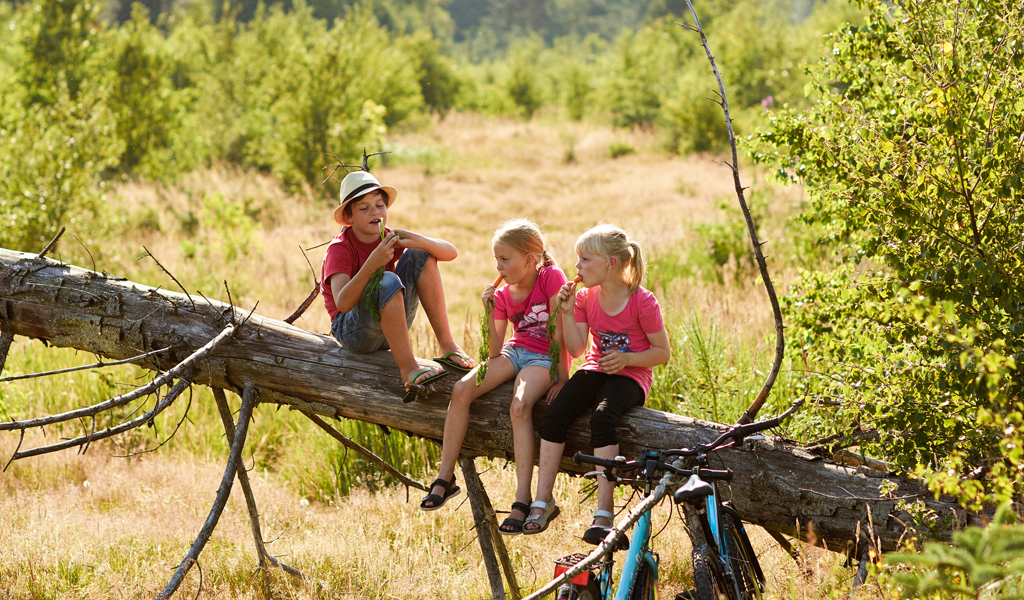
691, 544, 731, 600
721, 513, 764, 600
628, 560, 656, 600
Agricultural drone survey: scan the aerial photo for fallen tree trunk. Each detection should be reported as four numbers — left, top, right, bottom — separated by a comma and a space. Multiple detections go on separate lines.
0, 247, 981, 553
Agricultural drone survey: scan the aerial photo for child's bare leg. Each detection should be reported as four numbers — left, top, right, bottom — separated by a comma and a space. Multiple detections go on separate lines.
524, 439, 565, 531
416, 256, 471, 365
592, 444, 619, 526
505, 366, 551, 528
425, 357, 515, 506
379, 289, 438, 383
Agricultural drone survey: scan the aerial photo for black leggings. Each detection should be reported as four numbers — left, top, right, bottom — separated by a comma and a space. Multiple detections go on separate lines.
539, 370, 644, 448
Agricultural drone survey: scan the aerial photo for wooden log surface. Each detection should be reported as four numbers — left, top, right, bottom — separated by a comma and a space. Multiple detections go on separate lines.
0, 247, 982, 552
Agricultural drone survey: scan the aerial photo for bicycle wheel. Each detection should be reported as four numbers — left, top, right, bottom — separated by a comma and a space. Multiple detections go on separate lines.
721, 513, 764, 600
691, 544, 731, 600
628, 560, 656, 600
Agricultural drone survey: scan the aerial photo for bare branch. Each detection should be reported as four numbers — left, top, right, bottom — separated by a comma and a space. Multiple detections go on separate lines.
213, 388, 306, 580
284, 246, 321, 325
38, 226, 66, 259
11, 370, 195, 460
158, 381, 257, 600
304, 412, 428, 492
72, 234, 96, 273
0, 329, 13, 376
141, 247, 196, 311
0, 325, 234, 431
0, 347, 172, 383
114, 385, 194, 458
678, 3, 784, 425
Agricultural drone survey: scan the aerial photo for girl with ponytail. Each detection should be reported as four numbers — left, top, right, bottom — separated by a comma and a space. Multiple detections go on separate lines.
421, 220, 571, 538
522, 224, 671, 540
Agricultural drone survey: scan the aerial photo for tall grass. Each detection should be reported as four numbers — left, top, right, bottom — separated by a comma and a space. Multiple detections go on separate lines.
0, 115, 853, 598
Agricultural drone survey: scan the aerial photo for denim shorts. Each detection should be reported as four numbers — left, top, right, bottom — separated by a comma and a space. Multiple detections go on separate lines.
330, 247, 430, 353
500, 344, 552, 376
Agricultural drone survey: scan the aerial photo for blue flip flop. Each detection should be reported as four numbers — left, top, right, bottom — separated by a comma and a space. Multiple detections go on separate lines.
432, 351, 475, 371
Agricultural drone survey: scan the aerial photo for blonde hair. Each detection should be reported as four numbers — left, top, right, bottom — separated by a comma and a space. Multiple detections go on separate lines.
575, 224, 645, 293
492, 219, 556, 269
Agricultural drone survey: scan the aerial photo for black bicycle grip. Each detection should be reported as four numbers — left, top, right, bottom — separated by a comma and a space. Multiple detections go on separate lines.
697, 468, 733, 480
572, 451, 627, 468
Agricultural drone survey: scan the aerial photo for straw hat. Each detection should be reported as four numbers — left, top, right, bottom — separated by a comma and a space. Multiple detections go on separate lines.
333, 171, 397, 225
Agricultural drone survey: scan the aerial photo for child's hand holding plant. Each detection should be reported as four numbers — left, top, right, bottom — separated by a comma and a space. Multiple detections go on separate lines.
475, 275, 503, 386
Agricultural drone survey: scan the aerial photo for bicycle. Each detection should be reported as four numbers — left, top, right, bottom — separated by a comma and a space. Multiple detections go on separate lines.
552, 403, 798, 600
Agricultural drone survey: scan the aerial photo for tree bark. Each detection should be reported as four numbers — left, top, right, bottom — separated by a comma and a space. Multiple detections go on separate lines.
0, 248, 982, 552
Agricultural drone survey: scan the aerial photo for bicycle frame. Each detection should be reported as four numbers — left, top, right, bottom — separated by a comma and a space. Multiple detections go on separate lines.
614, 507, 658, 600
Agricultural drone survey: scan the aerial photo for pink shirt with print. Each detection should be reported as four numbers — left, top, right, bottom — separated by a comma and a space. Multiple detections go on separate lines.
493, 265, 568, 355
574, 285, 665, 398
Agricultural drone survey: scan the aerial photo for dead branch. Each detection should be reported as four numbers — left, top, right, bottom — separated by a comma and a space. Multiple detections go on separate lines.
0, 324, 234, 432
0, 329, 13, 375
141, 246, 196, 310
7, 369, 195, 462
303, 412, 428, 492
679, 4, 785, 425
213, 388, 306, 580
115, 385, 194, 458
38, 227, 66, 259
0, 347, 171, 383
159, 381, 257, 600
284, 246, 321, 325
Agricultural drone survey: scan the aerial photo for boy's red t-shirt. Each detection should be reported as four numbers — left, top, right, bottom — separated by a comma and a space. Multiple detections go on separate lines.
320, 227, 403, 321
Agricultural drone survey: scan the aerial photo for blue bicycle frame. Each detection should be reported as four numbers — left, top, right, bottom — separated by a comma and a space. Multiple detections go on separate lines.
613, 508, 659, 600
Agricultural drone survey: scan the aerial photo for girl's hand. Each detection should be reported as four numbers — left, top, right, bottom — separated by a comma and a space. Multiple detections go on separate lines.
545, 379, 567, 404
481, 284, 496, 308
555, 282, 577, 308
367, 231, 401, 270
597, 348, 628, 375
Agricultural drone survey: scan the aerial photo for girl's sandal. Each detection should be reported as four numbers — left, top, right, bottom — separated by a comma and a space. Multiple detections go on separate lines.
419, 475, 461, 511
498, 501, 531, 535
522, 499, 560, 535
582, 509, 629, 550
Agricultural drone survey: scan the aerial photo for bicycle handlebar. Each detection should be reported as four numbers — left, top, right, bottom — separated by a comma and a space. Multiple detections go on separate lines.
572, 452, 734, 481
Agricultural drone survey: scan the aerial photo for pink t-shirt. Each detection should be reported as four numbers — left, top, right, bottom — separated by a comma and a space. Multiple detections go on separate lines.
493, 265, 568, 355
574, 286, 665, 398
320, 227, 404, 321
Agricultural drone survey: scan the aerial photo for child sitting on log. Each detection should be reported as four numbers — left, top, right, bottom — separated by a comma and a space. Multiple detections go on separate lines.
420, 219, 570, 533
320, 170, 474, 402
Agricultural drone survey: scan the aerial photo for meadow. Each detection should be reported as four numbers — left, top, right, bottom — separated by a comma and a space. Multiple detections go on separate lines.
0, 113, 856, 599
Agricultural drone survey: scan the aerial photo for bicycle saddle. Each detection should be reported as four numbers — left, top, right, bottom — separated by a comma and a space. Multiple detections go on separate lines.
673, 474, 713, 504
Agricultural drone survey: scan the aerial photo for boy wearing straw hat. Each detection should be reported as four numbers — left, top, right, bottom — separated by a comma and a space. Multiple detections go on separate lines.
321, 171, 474, 400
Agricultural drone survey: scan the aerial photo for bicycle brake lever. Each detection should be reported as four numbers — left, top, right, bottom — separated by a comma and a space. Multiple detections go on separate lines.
583, 470, 619, 483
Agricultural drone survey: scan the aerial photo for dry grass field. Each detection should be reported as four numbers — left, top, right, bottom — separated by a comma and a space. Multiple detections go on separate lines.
0, 114, 862, 599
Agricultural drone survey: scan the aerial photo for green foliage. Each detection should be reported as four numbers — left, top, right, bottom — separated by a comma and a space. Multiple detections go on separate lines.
105, 5, 183, 179
754, 0, 1024, 506
608, 140, 635, 158
884, 503, 1024, 599
402, 32, 463, 116
505, 38, 543, 119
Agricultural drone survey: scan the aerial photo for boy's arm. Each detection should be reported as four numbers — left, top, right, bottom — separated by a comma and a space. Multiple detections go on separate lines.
392, 230, 457, 262
330, 233, 402, 314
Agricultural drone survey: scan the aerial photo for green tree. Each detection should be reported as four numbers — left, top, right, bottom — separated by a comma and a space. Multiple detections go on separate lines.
755, 0, 1024, 507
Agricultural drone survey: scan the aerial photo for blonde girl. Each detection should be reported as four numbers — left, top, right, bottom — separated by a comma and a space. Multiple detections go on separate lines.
421, 220, 571, 536
522, 224, 670, 539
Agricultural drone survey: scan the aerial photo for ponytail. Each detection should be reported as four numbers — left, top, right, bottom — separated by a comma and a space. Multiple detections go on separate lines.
624, 241, 645, 294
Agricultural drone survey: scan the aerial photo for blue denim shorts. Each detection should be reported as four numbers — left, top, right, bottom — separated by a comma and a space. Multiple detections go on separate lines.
330, 247, 431, 353
500, 344, 552, 376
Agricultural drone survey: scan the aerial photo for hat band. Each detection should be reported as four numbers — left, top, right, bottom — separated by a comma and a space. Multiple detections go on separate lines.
344, 183, 380, 202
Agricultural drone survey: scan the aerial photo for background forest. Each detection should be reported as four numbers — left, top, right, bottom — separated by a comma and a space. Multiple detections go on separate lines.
2, 0, 1024, 597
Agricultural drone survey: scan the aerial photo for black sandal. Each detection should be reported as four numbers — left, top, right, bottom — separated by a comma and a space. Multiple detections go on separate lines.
498, 501, 531, 535
419, 476, 461, 511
